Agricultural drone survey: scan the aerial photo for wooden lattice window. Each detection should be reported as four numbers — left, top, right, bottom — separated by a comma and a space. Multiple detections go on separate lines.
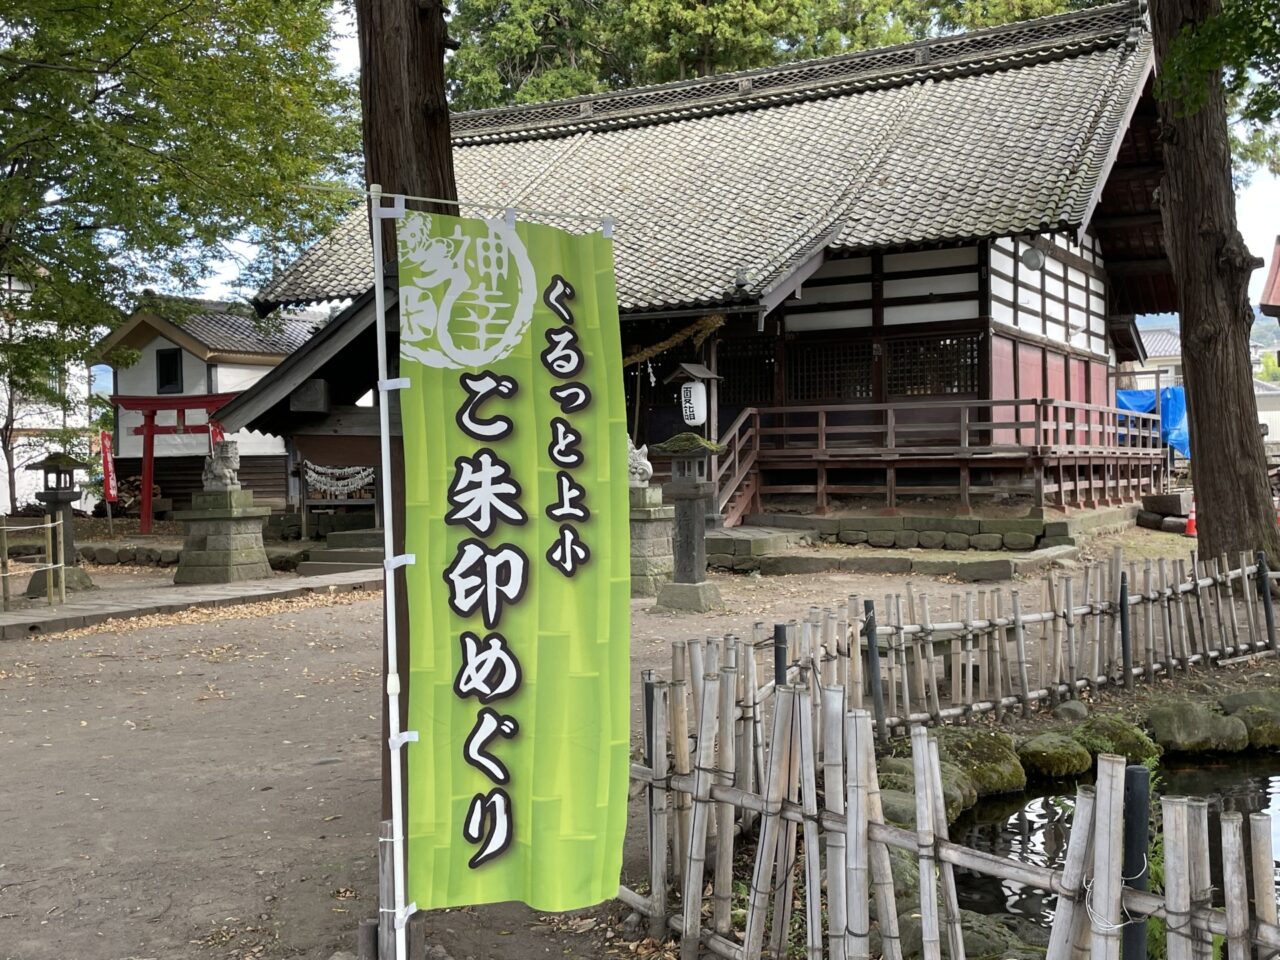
717, 337, 776, 405
886, 334, 981, 396
786, 339, 873, 402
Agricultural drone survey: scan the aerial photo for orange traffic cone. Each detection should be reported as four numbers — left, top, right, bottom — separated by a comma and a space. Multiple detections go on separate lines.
1184, 502, 1197, 537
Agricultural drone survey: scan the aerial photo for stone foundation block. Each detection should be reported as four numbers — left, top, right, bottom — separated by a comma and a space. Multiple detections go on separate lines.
969, 533, 1004, 551
655, 580, 722, 612
868, 530, 896, 548
1002, 532, 1037, 551
956, 558, 1016, 581
1142, 491, 1193, 517
838, 530, 868, 545
841, 556, 911, 574
943, 532, 971, 551
894, 530, 919, 549
978, 518, 1045, 536
918, 530, 947, 549
904, 516, 980, 535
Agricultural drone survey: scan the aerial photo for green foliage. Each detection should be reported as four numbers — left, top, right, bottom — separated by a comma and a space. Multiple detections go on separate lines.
1157, 0, 1280, 176
445, 0, 1106, 110
1260, 353, 1280, 383
0, 0, 358, 469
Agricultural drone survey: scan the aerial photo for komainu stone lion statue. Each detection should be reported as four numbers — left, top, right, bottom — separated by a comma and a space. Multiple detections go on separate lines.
628, 436, 653, 488
202, 440, 242, 492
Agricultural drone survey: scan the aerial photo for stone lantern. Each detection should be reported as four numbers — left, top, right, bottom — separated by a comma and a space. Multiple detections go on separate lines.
25, 452, 95, 596
651, 433, 722, 612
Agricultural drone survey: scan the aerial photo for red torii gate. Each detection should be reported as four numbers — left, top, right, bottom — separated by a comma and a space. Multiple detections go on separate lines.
110, 393, 238, 534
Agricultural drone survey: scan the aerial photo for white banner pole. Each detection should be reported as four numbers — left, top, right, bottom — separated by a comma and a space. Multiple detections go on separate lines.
370, 183, 415, 958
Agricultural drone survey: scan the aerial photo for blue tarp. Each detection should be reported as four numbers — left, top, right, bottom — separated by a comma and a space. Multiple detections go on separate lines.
1115, 386, 1191, 458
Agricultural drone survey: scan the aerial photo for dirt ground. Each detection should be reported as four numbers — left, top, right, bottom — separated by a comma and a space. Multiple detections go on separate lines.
0, 524, 1260, 960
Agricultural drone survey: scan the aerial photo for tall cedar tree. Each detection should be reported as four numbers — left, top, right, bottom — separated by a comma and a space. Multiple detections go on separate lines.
352, 0, 457, 827
0, 0, 357, 508
1151, 0, 1280, 561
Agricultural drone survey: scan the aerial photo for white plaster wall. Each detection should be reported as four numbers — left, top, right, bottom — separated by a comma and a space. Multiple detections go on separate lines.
114, 335, 285, 458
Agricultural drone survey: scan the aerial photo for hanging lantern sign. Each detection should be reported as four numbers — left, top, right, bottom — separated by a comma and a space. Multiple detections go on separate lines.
680, 381, 707, 426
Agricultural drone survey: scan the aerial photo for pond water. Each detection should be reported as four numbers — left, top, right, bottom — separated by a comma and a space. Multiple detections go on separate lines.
949, 754, 1280, 927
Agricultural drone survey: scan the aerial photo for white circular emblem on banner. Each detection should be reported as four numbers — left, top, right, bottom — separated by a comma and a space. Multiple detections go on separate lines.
680, 381, 707, 426
398, 212, 537, 369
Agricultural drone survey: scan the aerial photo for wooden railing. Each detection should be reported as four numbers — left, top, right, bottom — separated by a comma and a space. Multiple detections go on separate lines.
715, 397, 1163, 514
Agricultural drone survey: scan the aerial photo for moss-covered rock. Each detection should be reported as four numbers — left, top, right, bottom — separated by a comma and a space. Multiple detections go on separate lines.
938, 759, 979, 816
1233, 705, 1280, 749
1147, 700, 1248, 754
896, 909, 1046, 960
649, 432, 726, 456
1017, 732, 1093, 779
879, 788, 917, 827
1219, 690, 1280, 715
875, 754, 978, 822
934, 728, 1026, 797
1070, 714, 1161, 766
1051, 700, 1089, 721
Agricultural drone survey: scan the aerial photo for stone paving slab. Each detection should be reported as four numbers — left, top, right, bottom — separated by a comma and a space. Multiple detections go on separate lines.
0, 570, 382, 641
749, 544, 1079, 582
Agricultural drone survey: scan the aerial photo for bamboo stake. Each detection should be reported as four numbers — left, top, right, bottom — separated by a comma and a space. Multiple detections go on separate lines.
670, 671, 692, 887
54, 517, 65, 605
823, 687, 848, 960
1208, 557, 1229, 654
910, 725, 942, 960
796, 688, 824, 960
741, 686, 795, 959
845, 708, 870, 960
682, 672, 721, 960
1049, 573, 1064, 702
1240, 552, 1260, 650
743, 631, 763, 833
378, 819, 395, 960
43, 519, 53, 606
1090, 754, 1126, 960
770, 683, 802, 958
689, 637, 706, 725
1177, 558, 1198, 661
712, 668, 737, 937
1064, 576, 1078, 698
1222, 812, 1250, 960
1158, 558, 1176, 671
1163, 797, 1194, 960
1187, 799, 1213, 960
920, 596, 943, 723
1222, 553, 1243, 656
1012, 590, 1032, 714
1044, 785, 1096, 960
885, 596, 899, 722
650, 682, 671, 939
992, 591, 1007, 721
1250, 812, 1277, 933
927, 738, 965, 960
962, 592, 976, 709
848, 595, 864, 709
1144, 560, 1156, 682
1190, 552, 1209, 654
895, 595, 911, 722
858, 710, 903, 960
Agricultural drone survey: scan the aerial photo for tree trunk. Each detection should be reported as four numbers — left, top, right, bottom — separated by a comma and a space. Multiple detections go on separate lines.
353, 0, 458, 834
1150, 0, 1280, 562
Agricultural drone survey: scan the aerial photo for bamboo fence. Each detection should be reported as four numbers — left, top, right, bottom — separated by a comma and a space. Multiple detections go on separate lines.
0, 515, 67, 610
620, 547, 1280, 959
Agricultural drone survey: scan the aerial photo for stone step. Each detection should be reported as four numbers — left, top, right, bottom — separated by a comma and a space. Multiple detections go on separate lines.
308, 548, 384, 565
296, 560, 384, 576
324, 528, 384, 549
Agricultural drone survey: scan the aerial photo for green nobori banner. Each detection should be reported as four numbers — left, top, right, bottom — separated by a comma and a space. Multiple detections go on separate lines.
397, 210, 630, 911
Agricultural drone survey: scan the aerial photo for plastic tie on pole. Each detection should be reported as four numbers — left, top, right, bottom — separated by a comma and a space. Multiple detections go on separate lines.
602, 216, 615, 239
385, 554, 415, 572
377, 903, 418, 930
375, 193, 406, 221
389, 730, 419, 751
503, 207, 516, 228
378, 377, 409, 393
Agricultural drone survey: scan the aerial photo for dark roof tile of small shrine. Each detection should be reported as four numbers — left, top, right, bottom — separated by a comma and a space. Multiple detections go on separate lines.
255, 2, 1150, 314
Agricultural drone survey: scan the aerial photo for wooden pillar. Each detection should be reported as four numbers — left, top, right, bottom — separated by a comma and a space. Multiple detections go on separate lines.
140, 410, 157, 536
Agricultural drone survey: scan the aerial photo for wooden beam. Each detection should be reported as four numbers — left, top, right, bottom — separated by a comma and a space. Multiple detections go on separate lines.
1107, 257, 1173, 276
1092, 212, 1163, 230
1105, 164, 1163, 182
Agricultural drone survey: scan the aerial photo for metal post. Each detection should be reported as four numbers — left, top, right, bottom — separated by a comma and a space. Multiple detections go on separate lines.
0, 515, 9, 612
864, 600, 887, 743
1121, 764, 1150, 960
54, 516, 65, 604
773, 622, 788, 687
1257, 551, 1276, 651
1120, 572, 1133, 690
43, 519, 54, 606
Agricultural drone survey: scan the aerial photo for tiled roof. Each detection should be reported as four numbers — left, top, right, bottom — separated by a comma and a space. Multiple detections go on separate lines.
181, 310, 320, 355
255, 2, 1150, 315
1141, 327, 1181, 359
1255, 378, 1280, 396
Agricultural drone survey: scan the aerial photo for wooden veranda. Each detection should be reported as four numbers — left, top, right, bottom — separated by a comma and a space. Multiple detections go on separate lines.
714, 397, 1163, 524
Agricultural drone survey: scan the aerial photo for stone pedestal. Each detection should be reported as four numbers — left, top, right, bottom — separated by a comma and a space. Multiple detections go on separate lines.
173, 489, 272, 584
654, 473, 722, 613
630, 485, 674, 598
